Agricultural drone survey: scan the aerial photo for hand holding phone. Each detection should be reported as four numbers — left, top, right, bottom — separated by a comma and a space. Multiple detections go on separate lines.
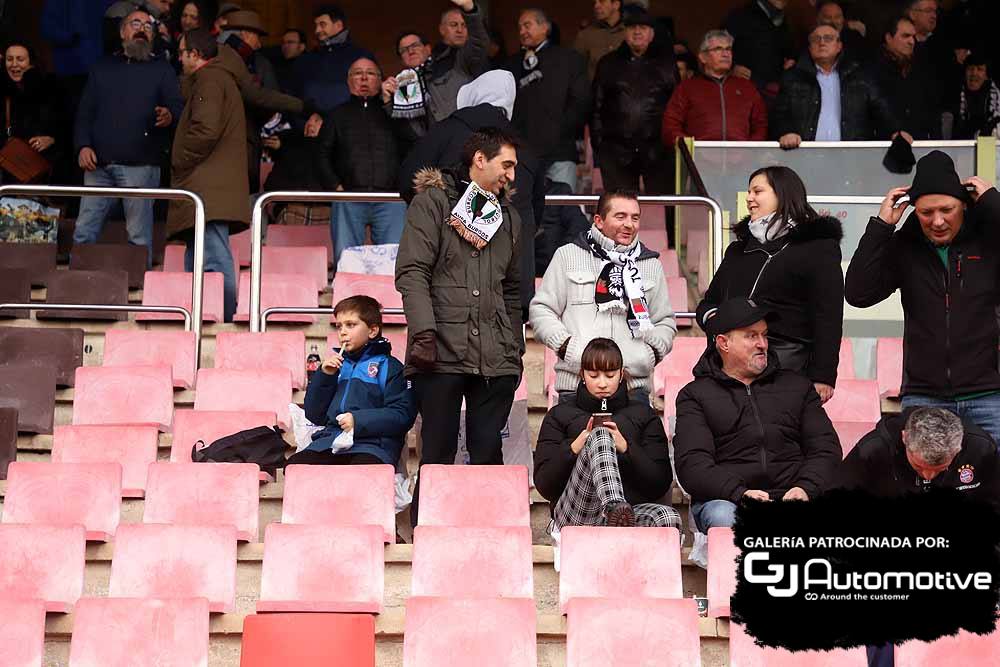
591, 412, 612, 428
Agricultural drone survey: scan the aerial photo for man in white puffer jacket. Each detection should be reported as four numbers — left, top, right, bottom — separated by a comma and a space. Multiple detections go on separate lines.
530, 189, 676, 403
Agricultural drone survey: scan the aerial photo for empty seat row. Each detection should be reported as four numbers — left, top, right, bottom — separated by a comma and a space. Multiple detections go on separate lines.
0, 268, 129, 321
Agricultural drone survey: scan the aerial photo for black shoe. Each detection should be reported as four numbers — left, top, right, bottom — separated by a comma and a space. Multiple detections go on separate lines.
605, 501, 636, 527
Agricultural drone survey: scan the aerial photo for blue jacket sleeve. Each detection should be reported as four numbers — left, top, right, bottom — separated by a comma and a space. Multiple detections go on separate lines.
303, 369, 339, 426
352, 361, 417, 438
74, 68, 98, 151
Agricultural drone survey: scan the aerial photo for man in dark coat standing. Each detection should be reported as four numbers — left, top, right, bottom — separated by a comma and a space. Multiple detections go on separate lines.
590, 9, 677, 194
503, 8, 589, 191
723, 0, 795, 100
291, 4, 373, 116
674, 298, 841, 532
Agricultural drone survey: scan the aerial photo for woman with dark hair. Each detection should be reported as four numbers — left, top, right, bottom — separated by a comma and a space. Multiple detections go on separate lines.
534, 338, 680, 537
0, 42, 60, 180
696, 165, 844, 402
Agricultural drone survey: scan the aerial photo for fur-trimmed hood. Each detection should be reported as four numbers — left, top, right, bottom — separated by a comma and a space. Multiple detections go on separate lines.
732, 214, 844, 244
411, 166, 515, 202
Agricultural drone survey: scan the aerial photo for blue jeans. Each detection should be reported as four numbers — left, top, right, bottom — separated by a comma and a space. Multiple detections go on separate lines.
691, 499, 737, 533
901, 393, 1000, 451
184, 221, 236, 323
331, 201, 406, 264
72, 164, 160, 265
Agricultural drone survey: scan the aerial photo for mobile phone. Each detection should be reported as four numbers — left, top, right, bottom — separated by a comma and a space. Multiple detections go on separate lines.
592, 413, 612, 427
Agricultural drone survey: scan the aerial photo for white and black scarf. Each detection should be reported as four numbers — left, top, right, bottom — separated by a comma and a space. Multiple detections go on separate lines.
747, 212, 796, 244
449, 180, 504, 249
391, 67, 426, 119
959, 80, 1000, 137
586, 226, 652, 336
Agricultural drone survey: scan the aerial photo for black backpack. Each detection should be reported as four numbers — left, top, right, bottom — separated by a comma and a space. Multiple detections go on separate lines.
192, 426, 288, 478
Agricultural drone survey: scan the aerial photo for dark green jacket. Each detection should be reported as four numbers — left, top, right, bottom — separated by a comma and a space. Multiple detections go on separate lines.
395, 167, 523, 377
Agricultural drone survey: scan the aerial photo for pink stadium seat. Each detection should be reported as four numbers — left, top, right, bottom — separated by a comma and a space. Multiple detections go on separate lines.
661, 249, 681, 277
267, 224, 334, 265
102, 329, 197, 389
559, 526, 683, 613
417, 464, 530, 527
170, 410, 279, 477
543, 346, 558, 408
823, 379, 881, 423
282, 464, 396, 542
3, 462, 122, 540
143, 462, 260, 541
668, 276, 691, 326
161, 244, 185, 271
109, 523, 237, 613
72, 365, 174, 431
52, 425, 159, 498
877, 337, 904, 398
638, 225, 668, 254
662, 375, 689, 422
235, 272, 318, 324
895, 627, 1000, 666
403, 597, 537, 667
707, 527, 739, 618
257, 524, 384, 613
838, 338, 855, 380
566, 598, 701, 667
591, 167, 603, 192
231, 229, 252, 266
655, 336, 705, 396
332, 273, 405, 324
639, 203, 666, 228
262, 246, 328, 292
833, 421, 875, 458
215, 331, 307, 390
729, 621, 868, 666
194, 368, 292, 430
329, 328, 408, 360
0, 524, 86, 612
686, 228, 708, 271
139, 271, 225, 323
0, 598, 45, 667
411, 526, 533, 598
240, 613, 375, 667
69, 597, 210, 667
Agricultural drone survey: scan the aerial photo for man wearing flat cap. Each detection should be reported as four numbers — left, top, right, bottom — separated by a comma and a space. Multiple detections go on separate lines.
846, 151, 1000, 446
673, 298, 842, 532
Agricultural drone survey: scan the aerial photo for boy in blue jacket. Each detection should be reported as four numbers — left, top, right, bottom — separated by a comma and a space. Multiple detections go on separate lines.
288, 295, 417, 465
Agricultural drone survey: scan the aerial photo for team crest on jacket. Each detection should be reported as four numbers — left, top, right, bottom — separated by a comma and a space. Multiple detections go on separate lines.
367, 362, 379, 378
959, 464, 975, 484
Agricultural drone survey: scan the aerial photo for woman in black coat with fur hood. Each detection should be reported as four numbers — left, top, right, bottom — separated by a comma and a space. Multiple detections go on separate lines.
696, 165, 844, 402
0, 42, 62, 179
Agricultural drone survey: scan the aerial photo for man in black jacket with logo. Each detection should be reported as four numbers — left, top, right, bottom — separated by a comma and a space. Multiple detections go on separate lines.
590, 8, 677, 194
839, 407, 999, 509
674, 298, 842, 532
846, 151, 1000, 446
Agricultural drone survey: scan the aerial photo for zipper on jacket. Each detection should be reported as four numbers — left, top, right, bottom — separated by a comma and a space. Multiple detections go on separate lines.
718, 79, 727, 141
746, 385, 767, 474
943, 264, 952, 389
745, 242, 790, 300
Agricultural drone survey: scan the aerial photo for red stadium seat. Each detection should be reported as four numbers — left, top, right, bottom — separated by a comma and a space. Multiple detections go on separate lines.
70, 243, 147, 290
139, 271, 225, 323
38, 269, 128, 321
707, 527, 739, 618
161, 244, 185, 272
109, 523, 238, 613
729, 621, 868, 666
0, 241, 56, 287
102, 329, 197, 389
262, 246, 328, 292
895, 627, 1000, 666
833, 421, 875, 458
0, 364, 57, 434
559, 526, 683, 612
267, 224, 334, 265
3, 461, 122, 540
0, 267, 30, 319
52, 425, 159, 497
668, 276, 692, 326
0, 598, 45, 666
566, 597, 702, 667
257, 523, 384, 613
143, 462, 260, 541
411, 525, 532, 598
282, 464, 396, 542
417, 464, 530, 527
235, 272, 318, 324
838, 338, 856, 380
0, 326, 84, 387
214, 331, 307, 390
403, 597, 537, 667
69, 597, 210, 667
72, 365, 174, 431
231, 229, 252, 267
823, 379, 881, 423
331, 273, 404, 324
194, 368, 292, 430
0, 524, 86, 612
877, 337, 903, 398
239, 613, 375, 667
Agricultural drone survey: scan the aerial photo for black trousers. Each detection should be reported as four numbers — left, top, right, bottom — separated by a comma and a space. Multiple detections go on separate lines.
409, 372, 519, 524
285, 450, 383, 466
599, 146, 675, 195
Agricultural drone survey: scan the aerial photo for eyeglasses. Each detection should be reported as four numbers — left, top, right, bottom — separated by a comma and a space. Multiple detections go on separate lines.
127, 19, 154, 32
704, 46, 733, 54
398, 42, 425, 55
809, 34, 839, 44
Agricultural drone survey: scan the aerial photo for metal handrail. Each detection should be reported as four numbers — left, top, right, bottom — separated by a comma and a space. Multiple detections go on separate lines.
677, 140, 710, 198
248, 192, 724, 332
0, 303, 192, 329
693, 140, 977, 149
0, 184, 207, 358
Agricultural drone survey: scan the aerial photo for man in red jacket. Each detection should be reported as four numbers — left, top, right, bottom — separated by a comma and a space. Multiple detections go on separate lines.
661, 29, 768, 148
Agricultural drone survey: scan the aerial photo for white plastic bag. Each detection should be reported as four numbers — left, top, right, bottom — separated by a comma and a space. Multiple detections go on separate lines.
288, 403, 322, 453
